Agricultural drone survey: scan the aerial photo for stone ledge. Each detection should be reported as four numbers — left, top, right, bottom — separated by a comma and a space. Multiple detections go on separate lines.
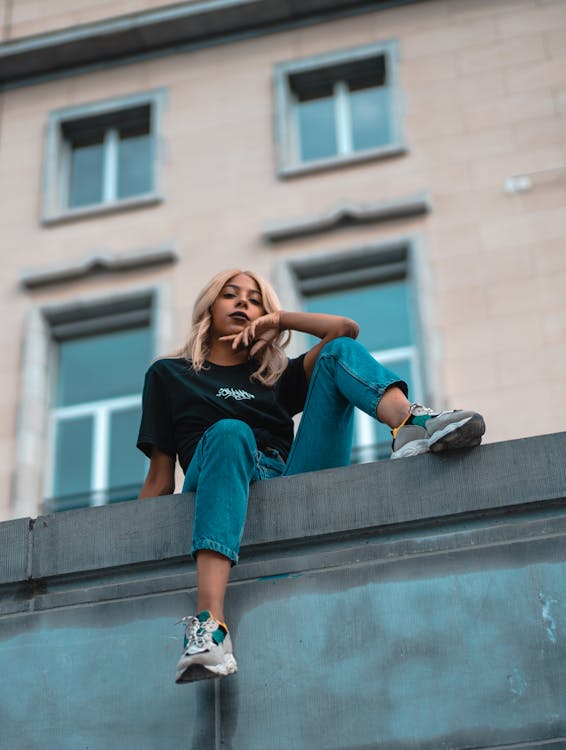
1, 433, 566, 750
20, 243, 178, 289
0, 518, 30, 584
14, 506, 566, 617
1, 432, 563, 585
263, 192, 431, 242
0, 0, 423, 87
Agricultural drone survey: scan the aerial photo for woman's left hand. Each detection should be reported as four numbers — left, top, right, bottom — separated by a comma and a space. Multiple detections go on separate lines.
219, 312, 281, 356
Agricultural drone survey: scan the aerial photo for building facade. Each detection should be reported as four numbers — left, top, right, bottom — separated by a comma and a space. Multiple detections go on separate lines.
1, 0, 565, 521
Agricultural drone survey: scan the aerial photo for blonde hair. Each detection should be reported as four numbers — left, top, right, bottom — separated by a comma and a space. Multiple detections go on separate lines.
177, 269, 291, 387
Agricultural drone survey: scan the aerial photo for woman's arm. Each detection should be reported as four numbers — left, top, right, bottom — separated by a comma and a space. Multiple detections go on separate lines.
221, 310, 359, 383
138, 447, 176, 498
278, 311, 359, 342
282, 311, 358, 382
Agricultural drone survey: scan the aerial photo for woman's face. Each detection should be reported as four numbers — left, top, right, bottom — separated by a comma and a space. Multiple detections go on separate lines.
210, 273, 266, 339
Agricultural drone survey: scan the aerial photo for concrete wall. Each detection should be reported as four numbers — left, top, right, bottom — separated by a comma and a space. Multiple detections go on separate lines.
1, 432, 565, 749
1, 0, 566, 518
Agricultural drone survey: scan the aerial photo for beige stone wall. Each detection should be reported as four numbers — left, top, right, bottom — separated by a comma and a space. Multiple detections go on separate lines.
1, 0, 565, 519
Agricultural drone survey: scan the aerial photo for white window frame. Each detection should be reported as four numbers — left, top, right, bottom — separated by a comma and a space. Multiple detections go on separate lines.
274, 40, 406, 178
45, 394, 143, 510
42, 88, 167, 225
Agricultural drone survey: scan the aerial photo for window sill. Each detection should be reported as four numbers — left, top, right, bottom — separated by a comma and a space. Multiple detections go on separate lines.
278, 144, 407, 180
42, 192, 163, 226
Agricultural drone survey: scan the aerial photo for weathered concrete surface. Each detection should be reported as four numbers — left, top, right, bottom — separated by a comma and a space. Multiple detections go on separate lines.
0, 518, 29, 584
28, 432, 566, 581
1, 433, 566, 750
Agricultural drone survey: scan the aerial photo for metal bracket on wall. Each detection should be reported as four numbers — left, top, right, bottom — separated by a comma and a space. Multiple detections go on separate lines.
504, 164, 566, 194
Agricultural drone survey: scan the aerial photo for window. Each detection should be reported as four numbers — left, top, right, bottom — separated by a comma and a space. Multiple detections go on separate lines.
45, 296, 153, 511
289, 242, 424, 463
65, 105, 153, 209
43, 90, 166, 223
274, 41, 404, 176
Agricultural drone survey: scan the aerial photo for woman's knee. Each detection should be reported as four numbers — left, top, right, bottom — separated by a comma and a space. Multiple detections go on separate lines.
204, 419, 256, 451
320, 335, 359, 357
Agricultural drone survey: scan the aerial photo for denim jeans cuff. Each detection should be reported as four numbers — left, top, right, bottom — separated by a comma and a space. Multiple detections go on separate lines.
383, 379, 409, 398
192, 537, 239, 565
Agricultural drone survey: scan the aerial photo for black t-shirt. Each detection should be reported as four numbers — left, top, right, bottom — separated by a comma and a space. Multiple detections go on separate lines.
137, 355, 308, 472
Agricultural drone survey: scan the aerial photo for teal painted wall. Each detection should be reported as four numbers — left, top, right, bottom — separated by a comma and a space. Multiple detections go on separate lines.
1, 434, 566, 749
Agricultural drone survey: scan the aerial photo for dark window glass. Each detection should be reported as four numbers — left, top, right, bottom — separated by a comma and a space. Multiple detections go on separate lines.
297, 95, 337, 162
117, 121, 153, 199
53, 417, 93, 505
108, 406, 146, 501
57, 327, 151, 407
305, 280, 413, 351
69, 133, 104, 208
350, 85, 391, 152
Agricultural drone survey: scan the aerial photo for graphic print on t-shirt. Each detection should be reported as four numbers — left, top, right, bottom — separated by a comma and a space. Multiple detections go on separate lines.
215, 387, 255, 401
137, 355, 308, 471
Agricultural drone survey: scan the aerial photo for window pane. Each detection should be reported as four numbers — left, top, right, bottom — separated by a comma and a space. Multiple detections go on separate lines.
349, 85, 392, 152
108, 406, 146, 502
297, 96, 337, 162
305, 280, 413, 351
57, 327, 151, 407
117, 126, 153, 199
52, 416, 93, 508
69, 135, 104, 208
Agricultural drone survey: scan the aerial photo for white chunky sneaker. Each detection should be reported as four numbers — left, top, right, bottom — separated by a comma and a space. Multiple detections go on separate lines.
391, 403, 485, 459
175, 610, 238, 684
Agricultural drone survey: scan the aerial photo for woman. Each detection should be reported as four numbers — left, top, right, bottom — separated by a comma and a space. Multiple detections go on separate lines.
137, 269, 485, 684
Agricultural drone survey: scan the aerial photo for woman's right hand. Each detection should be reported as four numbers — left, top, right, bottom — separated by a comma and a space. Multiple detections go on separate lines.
219, 311, 282, 356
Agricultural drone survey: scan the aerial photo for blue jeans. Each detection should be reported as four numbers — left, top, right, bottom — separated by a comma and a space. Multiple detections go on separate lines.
182, 337, 407, 563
